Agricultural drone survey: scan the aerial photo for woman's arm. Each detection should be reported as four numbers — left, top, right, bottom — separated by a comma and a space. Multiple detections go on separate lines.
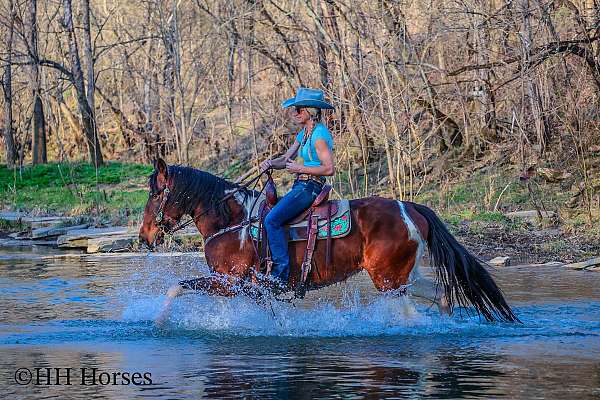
260, 141, 300, 171
285, 139, 335, 176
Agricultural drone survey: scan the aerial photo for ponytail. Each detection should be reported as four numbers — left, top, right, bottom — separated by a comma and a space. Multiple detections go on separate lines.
306, 107, 322, 122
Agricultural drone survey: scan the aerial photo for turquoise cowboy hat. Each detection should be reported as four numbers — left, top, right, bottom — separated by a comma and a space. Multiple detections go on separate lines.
282, 87, 334, 110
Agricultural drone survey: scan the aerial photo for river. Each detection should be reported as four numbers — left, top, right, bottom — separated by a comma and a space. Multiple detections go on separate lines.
1, 246, 599, 399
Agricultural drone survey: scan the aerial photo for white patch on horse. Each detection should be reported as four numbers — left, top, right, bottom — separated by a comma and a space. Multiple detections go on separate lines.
397, 201, 426, 282
224, 188, 250, 250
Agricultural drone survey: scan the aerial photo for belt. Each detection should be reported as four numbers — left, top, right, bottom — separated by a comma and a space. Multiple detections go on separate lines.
296, 174, 325, 185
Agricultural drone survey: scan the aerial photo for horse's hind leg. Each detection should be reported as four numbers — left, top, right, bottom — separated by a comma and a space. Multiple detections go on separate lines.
409, 269, 451, 316
362, 200, 450, 317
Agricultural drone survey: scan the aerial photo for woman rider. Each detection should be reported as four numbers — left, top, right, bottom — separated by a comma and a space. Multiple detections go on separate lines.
259, 87, 335, 288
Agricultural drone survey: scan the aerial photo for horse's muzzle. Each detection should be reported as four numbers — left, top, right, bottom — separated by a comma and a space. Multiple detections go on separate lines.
139, 234, 156, 251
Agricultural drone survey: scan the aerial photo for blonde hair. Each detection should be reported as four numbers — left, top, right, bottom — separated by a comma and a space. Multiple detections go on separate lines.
306, 107, 322, 121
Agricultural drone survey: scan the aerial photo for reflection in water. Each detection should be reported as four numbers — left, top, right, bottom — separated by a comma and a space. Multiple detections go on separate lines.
0, 247, 599, 399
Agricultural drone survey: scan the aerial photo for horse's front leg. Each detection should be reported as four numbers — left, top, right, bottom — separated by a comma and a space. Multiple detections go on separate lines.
178, 275, 243, 296
155, 275, 258, 326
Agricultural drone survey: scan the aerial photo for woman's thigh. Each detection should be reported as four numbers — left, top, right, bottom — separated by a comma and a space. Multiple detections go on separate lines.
267, 184, 317, 225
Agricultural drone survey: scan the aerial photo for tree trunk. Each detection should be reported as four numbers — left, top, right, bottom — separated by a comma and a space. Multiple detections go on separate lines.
162, 4, 179, 162
62, 0, 103, 166
2, 0, 17, 168
225, 2, 238, 143
143, 36, 161, 162
473, 1, 498, 137
30, 0, 47, 164
315, 1, 329, 89
520, 0, 551, 155
82, 0, 95, 113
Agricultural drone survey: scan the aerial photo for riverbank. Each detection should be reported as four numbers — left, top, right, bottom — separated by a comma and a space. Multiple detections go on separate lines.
0, 162, 152, 227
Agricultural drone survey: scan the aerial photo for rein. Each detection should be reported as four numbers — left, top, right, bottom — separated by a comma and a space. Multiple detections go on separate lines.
203, 171, 272, 246
154, 170, 266, 237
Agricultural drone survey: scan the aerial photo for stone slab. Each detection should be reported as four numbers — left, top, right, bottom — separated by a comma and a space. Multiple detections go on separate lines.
57, 226, 133, 248
489, 256, 510, 267
563, 257, 600, 270
87, 235, 137, 253
0, 212, 76, 227
31, 224, 89, 239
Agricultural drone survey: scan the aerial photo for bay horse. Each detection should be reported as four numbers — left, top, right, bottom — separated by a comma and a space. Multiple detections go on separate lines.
138, 159, 519, 324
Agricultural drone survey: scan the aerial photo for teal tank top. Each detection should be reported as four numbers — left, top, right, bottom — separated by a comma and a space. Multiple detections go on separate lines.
295, 123, 334, 167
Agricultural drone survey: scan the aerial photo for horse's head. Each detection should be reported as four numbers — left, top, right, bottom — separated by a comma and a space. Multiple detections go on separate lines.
139, 158, 183, 248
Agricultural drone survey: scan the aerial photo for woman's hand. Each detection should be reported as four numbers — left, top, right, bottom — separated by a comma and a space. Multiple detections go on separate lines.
285, 160, 304, 174
259, 159, 272, 173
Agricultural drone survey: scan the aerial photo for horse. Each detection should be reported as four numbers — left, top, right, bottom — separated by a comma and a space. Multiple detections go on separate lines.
138, 158, 519, 324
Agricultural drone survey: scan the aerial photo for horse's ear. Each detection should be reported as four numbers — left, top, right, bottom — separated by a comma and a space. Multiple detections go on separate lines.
155, 158, 168, 185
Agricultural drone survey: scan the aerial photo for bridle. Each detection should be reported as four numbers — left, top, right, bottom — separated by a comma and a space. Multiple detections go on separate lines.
152, 170, 267, 238
154, 187, 171, 225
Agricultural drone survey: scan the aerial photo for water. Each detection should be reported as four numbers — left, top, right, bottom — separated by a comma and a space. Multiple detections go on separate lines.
1, 246, 599, 399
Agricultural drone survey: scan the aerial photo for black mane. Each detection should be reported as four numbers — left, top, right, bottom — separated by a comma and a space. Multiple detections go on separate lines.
149, 165, 255, 225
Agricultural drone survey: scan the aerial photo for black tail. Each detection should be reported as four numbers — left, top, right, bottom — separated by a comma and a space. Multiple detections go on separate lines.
410, 203, 520, 323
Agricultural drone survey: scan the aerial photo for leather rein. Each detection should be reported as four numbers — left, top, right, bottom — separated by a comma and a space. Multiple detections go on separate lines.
153, 171, 266, 241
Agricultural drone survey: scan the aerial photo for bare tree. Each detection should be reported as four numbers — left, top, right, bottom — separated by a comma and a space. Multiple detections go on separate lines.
0, 0, 598, 215
29, 0, 46, 164
62, 0, 103, 166
82, 0, 95, 115
519, 0, 551, 155
2, 0, 17, 167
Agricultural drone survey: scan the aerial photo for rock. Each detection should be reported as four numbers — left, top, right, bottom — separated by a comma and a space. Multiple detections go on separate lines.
563, 257, 600, 270
87, 235, 136, 253
508, 261, 564, 268
536, 167, 572, 183
0, 212, 76, 227
8, 231, 29, 239
31, 224, 89, 239
57, 226, 132, 248
0, 238, 57, 247
489, 256, 510, 267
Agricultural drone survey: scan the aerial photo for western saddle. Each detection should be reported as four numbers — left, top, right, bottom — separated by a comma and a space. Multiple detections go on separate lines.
260, 176, 335, 297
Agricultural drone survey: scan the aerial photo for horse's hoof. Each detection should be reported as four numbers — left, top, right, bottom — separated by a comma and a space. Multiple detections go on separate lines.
437, 298, 452, 316
154, 315, 167, 327
166, 285, 184, 298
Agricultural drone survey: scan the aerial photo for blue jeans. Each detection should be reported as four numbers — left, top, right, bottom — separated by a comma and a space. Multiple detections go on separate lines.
264, 180, 322, 282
